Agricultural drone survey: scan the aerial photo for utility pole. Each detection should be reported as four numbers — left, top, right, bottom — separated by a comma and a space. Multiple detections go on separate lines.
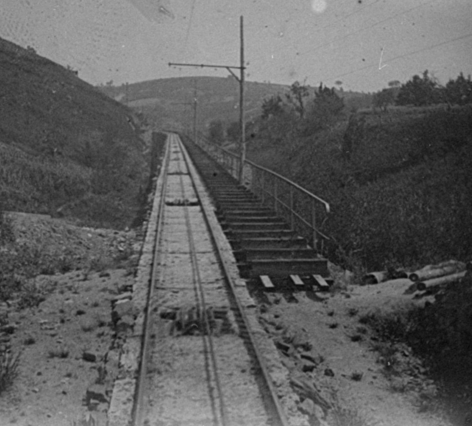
193, 80, 198, 145
173, 101, 193, 134
169, 15, 246, 182
239, 16, 245, 182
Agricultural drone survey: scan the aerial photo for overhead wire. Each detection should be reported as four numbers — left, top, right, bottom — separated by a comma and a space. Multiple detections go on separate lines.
295, 0, 439, 57
328, 31, 472, 82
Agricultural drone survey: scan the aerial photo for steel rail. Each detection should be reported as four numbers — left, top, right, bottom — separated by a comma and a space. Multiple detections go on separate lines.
133, 135, 171, 426
175, 135, 229, 426
178, 136, 291, 426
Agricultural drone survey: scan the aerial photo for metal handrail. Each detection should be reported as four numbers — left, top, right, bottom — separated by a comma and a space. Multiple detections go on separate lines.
192, 132, 331, 252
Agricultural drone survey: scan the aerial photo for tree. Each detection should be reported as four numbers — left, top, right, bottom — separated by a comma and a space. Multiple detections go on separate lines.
285, 81, 310, 119
261, 95, 284, 119
208, 120, 225, 145
304, 83, 345, 134
445, 73, 472, 105
396, 70, 440, 106
373, 88, 396, 112
226, 121, 240, 143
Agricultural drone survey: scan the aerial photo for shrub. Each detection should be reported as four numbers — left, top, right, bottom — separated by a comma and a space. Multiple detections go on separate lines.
0, 210, 15, 244
0, 350, 20, 395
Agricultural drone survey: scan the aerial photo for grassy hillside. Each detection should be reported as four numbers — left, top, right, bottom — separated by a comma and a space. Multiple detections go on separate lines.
248, 105, 472, 271
0, 37, 150, 229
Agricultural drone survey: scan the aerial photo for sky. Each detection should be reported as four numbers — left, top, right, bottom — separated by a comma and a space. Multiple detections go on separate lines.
1, 0, 471, 92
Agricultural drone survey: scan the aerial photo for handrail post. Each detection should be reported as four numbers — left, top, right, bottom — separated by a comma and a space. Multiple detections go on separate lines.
274, 178, 278, 214
290, 186, 294, 231
261, 171, 265, 205
312, 199, 317, 252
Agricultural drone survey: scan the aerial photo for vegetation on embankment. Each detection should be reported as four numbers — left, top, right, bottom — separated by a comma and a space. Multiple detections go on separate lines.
248, 103, 472, 272
0, 37, 151, 229
245, 85, 472, 423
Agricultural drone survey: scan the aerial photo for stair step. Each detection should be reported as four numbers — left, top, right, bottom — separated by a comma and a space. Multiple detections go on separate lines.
228, 229, 296, 239
229, 222, 288, 231
223, 211, 277, 218
239, 258, 328, 278
245, 247, 315, 260
223, 215, 280, 223
229, 237, 308, 249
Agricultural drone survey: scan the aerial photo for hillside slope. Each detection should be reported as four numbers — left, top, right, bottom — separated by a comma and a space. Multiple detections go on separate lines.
0, 37, 149, 228
248, 105, 472, 271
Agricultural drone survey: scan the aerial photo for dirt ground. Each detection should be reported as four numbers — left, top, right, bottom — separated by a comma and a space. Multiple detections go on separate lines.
0, 213, 139, 426
0, 212, 462, 426
256, 271, 452, 426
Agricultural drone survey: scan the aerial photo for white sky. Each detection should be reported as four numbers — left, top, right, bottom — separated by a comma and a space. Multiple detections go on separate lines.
1, 0, 471, 92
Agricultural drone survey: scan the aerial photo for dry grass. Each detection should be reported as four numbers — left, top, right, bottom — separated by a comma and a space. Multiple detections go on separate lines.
328, 389, 368, 426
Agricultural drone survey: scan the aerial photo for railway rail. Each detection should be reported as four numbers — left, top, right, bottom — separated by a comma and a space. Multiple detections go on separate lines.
131, 133, 292, 426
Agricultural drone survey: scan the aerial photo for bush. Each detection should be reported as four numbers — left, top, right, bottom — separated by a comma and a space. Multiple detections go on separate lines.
0, 350, 20, 395
248, 105, 472, 271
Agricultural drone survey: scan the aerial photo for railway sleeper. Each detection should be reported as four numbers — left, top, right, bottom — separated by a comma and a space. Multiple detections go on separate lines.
157, 306, 234, 336
165, 197, 199, 206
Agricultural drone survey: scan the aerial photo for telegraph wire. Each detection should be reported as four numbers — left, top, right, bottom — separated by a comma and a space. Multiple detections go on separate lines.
296, 0, 439, 57
328, 31, 472, 82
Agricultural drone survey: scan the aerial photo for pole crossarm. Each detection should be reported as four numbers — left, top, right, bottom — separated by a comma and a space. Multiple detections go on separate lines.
169, 62, 245, 70
168, 15, 246, 183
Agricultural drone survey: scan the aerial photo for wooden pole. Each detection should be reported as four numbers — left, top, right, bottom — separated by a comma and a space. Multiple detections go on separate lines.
193, 83, 197, 144
239, 16, 246, 183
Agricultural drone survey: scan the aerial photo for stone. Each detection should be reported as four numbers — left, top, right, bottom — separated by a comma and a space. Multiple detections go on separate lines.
324, 368, 335, 377
83, 351, 97, 363
301, 360, 317, 373
86, 384, 109, 404
1, 324, 16, 334
116, 315, 135, 333
299, 398, 317, 416
300, 352, 322, 365
111, 292, 133, 303
112, 300, 135, 324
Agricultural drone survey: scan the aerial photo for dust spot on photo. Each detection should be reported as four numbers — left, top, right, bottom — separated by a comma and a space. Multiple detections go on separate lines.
126, 0, 175, 22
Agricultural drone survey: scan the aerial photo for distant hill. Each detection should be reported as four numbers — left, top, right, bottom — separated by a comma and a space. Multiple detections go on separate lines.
99, 77, 373, 133
98, 77, 290, 132
0, 37, 149, 228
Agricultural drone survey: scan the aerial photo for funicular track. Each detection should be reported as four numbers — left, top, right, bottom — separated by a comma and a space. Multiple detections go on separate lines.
132, 133, 290, 426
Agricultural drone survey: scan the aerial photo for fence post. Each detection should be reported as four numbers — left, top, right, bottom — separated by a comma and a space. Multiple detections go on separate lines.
312, 199, 317, 251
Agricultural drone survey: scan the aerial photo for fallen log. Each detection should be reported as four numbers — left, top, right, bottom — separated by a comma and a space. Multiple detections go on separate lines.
417, 271, 467, 289
362, 271, 388, 285
409, 262, 465, 282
